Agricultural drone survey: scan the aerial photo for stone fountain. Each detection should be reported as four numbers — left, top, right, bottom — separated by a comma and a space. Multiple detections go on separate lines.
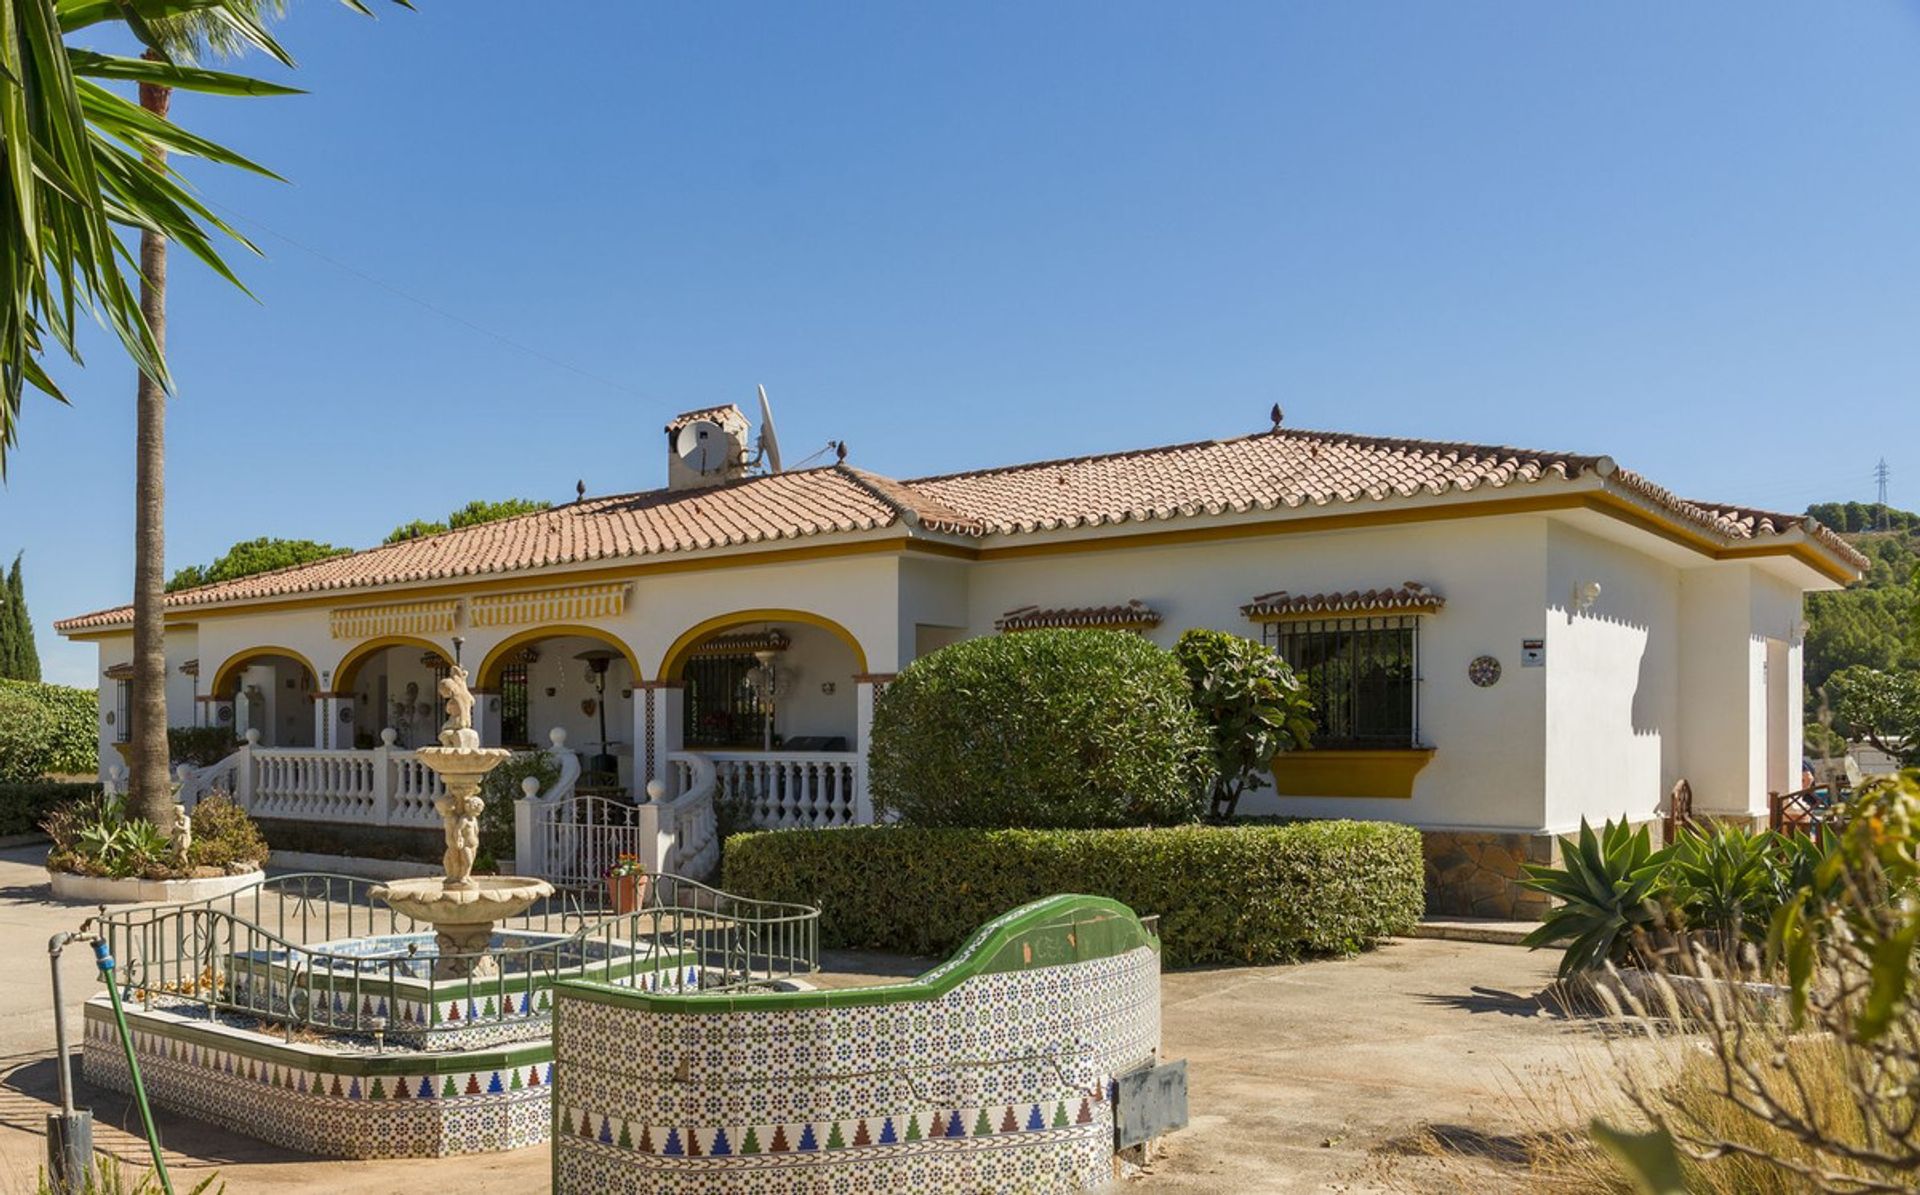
372, 661, 553, 979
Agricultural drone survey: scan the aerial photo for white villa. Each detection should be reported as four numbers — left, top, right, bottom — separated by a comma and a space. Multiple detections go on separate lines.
57, 404, 1866, 915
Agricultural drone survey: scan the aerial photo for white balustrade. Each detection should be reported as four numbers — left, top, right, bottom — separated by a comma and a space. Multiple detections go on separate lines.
669, 750, 865, 830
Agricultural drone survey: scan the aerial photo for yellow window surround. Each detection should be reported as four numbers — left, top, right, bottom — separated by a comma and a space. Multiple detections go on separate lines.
1268, 747, 1436, 799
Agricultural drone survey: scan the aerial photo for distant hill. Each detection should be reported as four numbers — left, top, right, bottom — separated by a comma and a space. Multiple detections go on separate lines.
1803, 502, 1918, 723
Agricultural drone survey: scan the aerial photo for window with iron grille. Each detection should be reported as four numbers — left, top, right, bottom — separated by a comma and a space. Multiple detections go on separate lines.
1261, 616, 1420, 748
682, 655, 765, 748
113, 681, 131, 744
499, 662, 530, 747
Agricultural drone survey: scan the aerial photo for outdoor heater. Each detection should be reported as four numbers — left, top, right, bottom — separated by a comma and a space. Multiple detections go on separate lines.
574, 648, 620, 779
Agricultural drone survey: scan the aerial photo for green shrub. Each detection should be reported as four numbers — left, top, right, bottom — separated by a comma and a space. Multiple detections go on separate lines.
0, 781, 96, 836
868, 629, 1214, 829
185, 794, 268, 872
1174, 628, 1316, 819
1520, 819, 1673, 979
477, 750, 560, 864
722, 820, 1423, 968
167, 727, 240, 767
0, 679, 97, 782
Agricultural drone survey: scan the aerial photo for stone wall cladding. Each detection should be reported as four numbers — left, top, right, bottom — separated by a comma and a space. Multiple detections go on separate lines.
1423, 829, 1559, 920
552, 895, 1162, 1194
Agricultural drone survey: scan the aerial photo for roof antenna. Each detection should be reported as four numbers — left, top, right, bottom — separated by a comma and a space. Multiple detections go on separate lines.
576, 479, 586, 503
1270, 403, 1285, 432
835, 440, 848, 464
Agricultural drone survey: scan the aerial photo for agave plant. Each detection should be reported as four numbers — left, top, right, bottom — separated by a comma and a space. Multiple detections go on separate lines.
1663, 823, 1785, 948
1520, 818, 1674, 979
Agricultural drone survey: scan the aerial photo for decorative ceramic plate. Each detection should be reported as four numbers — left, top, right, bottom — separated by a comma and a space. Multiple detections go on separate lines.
1468, 655, 1502, 688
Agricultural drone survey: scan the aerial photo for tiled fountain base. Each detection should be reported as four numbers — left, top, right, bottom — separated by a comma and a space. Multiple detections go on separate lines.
82, 1001, 553, 1158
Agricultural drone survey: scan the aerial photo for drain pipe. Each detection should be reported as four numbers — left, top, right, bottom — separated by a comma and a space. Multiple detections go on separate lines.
47, 931, 93, 1194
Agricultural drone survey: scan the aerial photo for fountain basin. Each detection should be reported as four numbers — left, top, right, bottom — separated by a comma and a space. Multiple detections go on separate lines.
372, 875, 555, 925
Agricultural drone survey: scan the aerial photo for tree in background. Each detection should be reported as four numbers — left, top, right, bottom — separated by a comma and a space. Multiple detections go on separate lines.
168, 537, 352, 592
384, 497, 552, 544
1173, 628, 1315, 820
2, 552, 39, 681
1825, 665, 1920, 768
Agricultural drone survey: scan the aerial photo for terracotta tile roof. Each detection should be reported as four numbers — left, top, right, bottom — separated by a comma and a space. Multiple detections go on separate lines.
55, 424, 1866, 633
102, 662, 134, 680
1242, 582, 1445, 622
55, 466, 902, 631
994, 599, 1162, 633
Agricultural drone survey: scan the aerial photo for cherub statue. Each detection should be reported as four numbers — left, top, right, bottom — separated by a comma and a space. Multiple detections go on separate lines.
437, 662, 478, 748
171, 801, 192, 867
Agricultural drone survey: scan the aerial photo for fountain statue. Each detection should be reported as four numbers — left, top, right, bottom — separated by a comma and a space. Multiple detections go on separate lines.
372, 660, 554, 979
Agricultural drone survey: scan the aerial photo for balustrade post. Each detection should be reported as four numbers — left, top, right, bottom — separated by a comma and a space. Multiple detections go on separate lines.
237, 729, 258, 808
372, 728, 396, 826
514, 775, 540, 875
634, 781, 671, 876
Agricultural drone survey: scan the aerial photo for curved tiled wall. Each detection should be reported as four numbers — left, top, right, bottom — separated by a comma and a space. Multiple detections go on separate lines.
553, 894, 1163, 1193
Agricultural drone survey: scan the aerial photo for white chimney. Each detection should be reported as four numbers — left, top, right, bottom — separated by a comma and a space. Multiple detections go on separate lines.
664, 404, 752, 491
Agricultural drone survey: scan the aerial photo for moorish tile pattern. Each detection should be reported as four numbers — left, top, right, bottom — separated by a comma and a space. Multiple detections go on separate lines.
552, 894, 1163, 1193
82, 1002, 554, 1158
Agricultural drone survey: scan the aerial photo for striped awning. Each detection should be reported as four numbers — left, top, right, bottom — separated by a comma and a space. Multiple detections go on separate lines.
329, 598, 460, 640
1241, 582, 1443, 622
995, 599, 1162, 634
469, 582, 628, 628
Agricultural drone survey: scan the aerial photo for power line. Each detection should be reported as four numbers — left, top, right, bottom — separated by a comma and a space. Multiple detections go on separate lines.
1875, 457, 1892, 530
204, 198, 665, 404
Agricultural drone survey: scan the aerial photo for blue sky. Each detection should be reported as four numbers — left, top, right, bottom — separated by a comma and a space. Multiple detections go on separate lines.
5, 1, 1918, 686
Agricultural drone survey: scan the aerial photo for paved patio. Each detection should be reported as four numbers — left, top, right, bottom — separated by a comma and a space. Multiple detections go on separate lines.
0, 844, 1607, 1192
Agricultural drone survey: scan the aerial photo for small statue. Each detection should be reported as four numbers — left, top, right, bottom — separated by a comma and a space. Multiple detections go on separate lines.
171, 801, 192, 867
439, 791, 485, 884
437, 662, 478, 749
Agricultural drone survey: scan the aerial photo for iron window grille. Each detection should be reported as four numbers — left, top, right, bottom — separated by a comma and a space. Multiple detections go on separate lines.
1261, 615, 1421, 749
499, 662, 530, 747
682, 654, 765, 749
113, 680, 131, 744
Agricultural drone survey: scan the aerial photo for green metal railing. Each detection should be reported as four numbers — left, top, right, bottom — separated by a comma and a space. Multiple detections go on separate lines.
93, 872, 818, 1043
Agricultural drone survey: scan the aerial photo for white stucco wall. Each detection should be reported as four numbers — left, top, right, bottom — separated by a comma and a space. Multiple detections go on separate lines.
1542, 523, 1680, 832
956, 515, 1553, 830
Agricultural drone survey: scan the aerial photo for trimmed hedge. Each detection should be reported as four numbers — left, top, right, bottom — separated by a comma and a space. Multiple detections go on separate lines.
0, 780, 97, 836
0, 679, 96, 782
869, 629, 1214, 829
722, 820, 1424, 968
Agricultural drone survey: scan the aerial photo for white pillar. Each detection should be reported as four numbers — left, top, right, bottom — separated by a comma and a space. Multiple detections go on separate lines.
642, 682, 684, 792
852, 673, 893, 824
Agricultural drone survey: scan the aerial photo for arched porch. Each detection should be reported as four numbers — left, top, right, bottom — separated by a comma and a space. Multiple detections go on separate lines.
646, 610, 880, 826
475, 626, 642, 791
328, 636, 452, 750
208, 648, 319, 748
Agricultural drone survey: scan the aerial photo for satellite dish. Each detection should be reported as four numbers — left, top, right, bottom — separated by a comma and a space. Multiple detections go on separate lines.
756, 384, 784, 474
674, 420, 727, 476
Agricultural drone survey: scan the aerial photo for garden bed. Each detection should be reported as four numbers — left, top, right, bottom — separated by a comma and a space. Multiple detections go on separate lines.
51, 866, 263, 904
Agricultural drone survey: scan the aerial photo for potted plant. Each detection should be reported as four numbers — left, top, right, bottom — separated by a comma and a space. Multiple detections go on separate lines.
607, 852, 649, 913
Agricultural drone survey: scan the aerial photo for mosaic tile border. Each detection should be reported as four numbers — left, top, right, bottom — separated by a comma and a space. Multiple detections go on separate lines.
552, 894, 1162, 1193
82, 1001, 555, 1158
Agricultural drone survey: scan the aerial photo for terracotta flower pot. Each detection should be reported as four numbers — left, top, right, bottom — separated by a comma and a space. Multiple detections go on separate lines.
608, 872, 649, 914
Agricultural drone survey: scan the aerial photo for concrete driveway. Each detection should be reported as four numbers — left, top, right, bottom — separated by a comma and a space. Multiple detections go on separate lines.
0, 845, 1597, 1193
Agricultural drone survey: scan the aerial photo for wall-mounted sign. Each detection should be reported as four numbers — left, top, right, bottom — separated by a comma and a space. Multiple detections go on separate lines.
1521, 639, 1545, 667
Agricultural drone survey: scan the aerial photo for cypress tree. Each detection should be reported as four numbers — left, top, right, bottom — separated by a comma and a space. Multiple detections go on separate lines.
0, 553, 15, 678
8, 554, 39, 682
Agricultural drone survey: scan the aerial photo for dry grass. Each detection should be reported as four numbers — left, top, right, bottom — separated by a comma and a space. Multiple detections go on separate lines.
1394, 1033, 1910, 1194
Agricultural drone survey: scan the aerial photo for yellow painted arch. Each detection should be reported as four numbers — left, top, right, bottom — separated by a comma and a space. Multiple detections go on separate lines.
656, 608, 869, 682
331, 636, 451, 695
475, 625, 642, 689
209, 646, 319, 697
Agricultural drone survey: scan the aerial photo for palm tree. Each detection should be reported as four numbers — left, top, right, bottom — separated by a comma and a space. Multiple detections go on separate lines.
128, 4, 289, 828
3, 0, 400, 828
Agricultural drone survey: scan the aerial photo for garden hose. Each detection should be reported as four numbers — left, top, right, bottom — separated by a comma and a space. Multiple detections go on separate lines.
93, 939, 175, 1195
